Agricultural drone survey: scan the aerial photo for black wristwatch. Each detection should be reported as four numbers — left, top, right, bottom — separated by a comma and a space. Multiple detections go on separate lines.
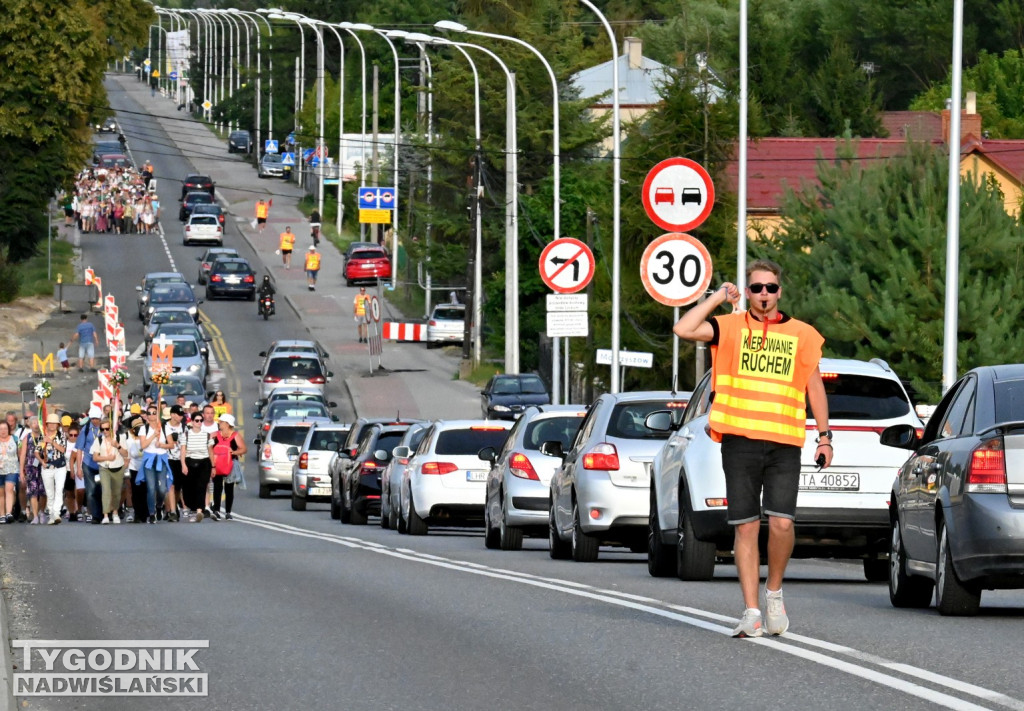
816, 429, 833, 443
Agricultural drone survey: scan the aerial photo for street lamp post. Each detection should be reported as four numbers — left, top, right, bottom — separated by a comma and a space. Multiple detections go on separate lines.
232, 9, 273, 167
339, 22, 369, 240
579, 0, 621, 393
312, 21, 347, 236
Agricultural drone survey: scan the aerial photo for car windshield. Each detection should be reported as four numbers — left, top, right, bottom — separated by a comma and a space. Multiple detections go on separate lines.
269, 394, 324, 406
351, 250, 387, 260
435, 427, 510, 455
265, 358, 323, 379
152, 311, 191, 324
187, 193, 213, 205
162, 379, 203, 397
264, 154, 283, 164
150, 287, 192, 303
607, 401, 685, 439
993, 379, 1024, 422
270, 425, 311, 447
213, 261, 249, 274
309, 430, 348, 450
171, 341, 199, 358
193, 205, 221, 215
203, 250, 236, 261
432, 307, 464, 321
266, 402, 329, 420
492, 375, 546, 395
373, 432, 405, 457
807, 374, 911, 420
190, 216, 218, 226
524, 415, 585, 450
145, 276, 184, 290
159, 326, 201, 341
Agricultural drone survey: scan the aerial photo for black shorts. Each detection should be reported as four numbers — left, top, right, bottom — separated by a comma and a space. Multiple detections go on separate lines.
282, 249, 292, 256
257, 217, 267, 224
720, 434, 801, 524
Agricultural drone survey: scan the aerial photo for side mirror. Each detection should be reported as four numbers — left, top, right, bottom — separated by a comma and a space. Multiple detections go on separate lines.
197, 298, 204, 305
373, 449, 389, 462
253, 370, 261, 378
252, 437, 261, 445
644, 410, 674, 432
392, 446, 411, 459
328, 401, 338, 408
196, 256, 202, 261
286, 446, 300, 460
331, 415, 339, 422
258, 351, 267, 358
540, 440, 565, 459
252, 412, 262, 420
135, 286, 142, 292
880, 424, 919, 450
327, 371, 334, 379
478, 446, 497, 464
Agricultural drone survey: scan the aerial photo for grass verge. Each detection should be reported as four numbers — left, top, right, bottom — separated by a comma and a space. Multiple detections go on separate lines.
17, 232, 77, 299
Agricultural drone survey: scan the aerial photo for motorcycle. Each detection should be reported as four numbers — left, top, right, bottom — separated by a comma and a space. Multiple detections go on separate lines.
258, 294, 275, 320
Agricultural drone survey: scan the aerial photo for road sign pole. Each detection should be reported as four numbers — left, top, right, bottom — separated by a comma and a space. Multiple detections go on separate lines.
672, 306, 679, 392
552, 337, 560, 405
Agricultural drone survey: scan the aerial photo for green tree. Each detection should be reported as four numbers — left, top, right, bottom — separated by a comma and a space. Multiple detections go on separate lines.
806, 38, 884, 137
753, 140, 1024, 401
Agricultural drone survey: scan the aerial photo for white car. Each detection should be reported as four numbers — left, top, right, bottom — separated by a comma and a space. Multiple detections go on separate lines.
425, 304, 466, 348
647, 357, 924, 581
291, 423, 350, 511
257, 419, 314, 499
399, 420, 513, 535
183, 214, 223, 246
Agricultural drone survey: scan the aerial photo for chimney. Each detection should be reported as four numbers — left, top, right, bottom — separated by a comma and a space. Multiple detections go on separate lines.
623, 37, 643, 70
941, 94, 984, 145
965, 91, 977, 115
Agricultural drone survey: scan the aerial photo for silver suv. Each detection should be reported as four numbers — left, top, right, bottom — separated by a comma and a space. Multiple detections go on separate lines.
291, 423, 350, 511
256, 418, 315, 499
647, 357, 922, 582
253, 353, 333, 400
546, 391, 689, 562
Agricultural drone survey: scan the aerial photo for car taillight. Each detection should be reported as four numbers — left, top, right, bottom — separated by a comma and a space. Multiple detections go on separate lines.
349, 448, 358, 458
185, 226, 191, 232
262, 422, 270, 432
309, 376, 326, 384
262, 444, 272, 460
263, 375, 281, 383
421, 461, 458, 475
298, 453, 308, 470
217, 226, 223, 233
509, 452, 539, 480
243, 275, 254, 283
428, 320, 437, 326
361, 461, 380, 472
582, 443, 619, 471
201, 262, 210, 270
967, 437, 1007, 492
211, 275, 223, 282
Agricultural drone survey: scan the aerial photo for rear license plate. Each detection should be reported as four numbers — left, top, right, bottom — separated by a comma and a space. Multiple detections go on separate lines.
310, 487, 331, 497
226, 276, 240, 284
799, 472, 860, 491
466, 471, 487, 482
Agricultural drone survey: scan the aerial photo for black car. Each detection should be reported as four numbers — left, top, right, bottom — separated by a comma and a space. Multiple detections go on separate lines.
143, 282, 201, 322
97, 116, 118, 133
882, 364, 1024, 616
334, 423, 412, 525
228, 130, 252, 154
196, 246, 239, 284
179, 191, 214, 221
191, 202, 226, 228
181, 173, 215, 200
206, 257, 256, 301
481, 373, 551, 420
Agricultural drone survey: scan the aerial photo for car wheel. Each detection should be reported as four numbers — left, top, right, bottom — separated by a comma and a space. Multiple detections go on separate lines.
379, 498, 391, 529
396, 500, 408, 534
339, 486, 352, 524
205, 290, 214, 301
183, 238, 190, 246
247, 291, 256, 302
888, 514, 934, 608
329, 496, 340, 520
483, 497, 500, 549
677, 503, 716, 581
548, 501, 570, 560
407, 492, 428, 536
935, 521, 981, 616
570, 500, 599, 562
647, 488, 676, 577
863, 558, 888, 582
345, 278, 353, 287
499, 497, 523, 551
258, 484, 271, 499
388, 508, 399, 531
349, 495, 368, 525
291, 493, 306, 511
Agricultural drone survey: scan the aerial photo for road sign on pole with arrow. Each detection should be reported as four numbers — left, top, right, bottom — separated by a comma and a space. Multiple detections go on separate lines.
538, 238, 595, 295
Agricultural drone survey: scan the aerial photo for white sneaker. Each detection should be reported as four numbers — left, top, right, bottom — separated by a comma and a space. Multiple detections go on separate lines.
764, 589, 789, 635
732, 608, 763, 638
112, 514, 121, 524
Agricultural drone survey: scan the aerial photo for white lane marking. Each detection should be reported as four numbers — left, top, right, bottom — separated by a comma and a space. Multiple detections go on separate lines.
154, 221, 175, 272
232, 514, 1012, 711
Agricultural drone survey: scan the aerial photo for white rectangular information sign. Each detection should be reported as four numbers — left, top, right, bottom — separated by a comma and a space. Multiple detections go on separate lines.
546, 293, 589, 312
546, 311, 589, 338
596, 348, 654, 368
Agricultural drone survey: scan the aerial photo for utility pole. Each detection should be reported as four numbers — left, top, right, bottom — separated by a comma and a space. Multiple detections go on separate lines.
371, 64, 380, 245
584, 207, 595, 404
462, 151, 481, 361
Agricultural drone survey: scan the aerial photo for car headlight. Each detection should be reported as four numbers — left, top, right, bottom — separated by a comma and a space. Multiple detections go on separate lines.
147, 306, 155, 315
140, 295, 149, 304
186, 364, 200, 373
493, 404, 511, 412
188, 306, 197, 315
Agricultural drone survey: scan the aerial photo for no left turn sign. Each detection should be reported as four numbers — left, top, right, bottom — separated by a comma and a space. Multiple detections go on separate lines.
639, 233, 713, 307
538, 238, 595, 294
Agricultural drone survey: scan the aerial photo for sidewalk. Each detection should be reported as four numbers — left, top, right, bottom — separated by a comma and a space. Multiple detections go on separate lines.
111, 74, 481, 420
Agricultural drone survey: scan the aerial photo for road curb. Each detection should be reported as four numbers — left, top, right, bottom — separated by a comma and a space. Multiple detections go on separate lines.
0, 586, 16, 711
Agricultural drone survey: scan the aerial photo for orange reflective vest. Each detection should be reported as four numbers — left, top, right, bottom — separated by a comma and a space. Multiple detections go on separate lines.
708, 311, 823, 447
255, 202, 268, 218
279, 232, 295, 251
305, 252, 321, 271
354, 294, 369, 316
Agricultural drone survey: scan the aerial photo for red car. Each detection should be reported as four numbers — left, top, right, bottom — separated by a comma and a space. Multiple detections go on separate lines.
345, 248, 391, 286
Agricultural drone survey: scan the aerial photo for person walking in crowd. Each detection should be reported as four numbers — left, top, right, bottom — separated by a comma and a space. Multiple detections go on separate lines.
73, 406, 105, 524
57, 342, 70, 378
122, 415, 144, 523
353, 286, 370, 343
19, 416, 45, 524
90, 418, 127, 524
0, 421, 21, 524
138, 405, 171, 524
63, 422, 82, 521
209, 392, 232, 421
164, 405, 186, 521
309, 209, 321, 246
673, 258, 832, 638
39, 414, 68, 525
305, 245, 320, 291
181, 412, 213, 522
71, 314, 99, 372
279, 227, 295, 269
255, 199, 270, 233
210, 414, 246, 520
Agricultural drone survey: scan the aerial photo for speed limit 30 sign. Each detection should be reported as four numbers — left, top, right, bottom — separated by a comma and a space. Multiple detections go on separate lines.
639, 233, 713, 307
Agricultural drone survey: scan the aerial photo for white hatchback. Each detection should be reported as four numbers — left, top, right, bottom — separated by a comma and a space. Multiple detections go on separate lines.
398, 420, 513, 535
183, 214, 222, 245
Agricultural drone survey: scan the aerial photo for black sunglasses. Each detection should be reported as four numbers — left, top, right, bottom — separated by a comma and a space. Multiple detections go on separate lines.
748, 283, 780, 294
100, 427, 111, 431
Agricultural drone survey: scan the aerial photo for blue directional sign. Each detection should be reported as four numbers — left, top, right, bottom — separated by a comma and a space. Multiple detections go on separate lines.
287, 132, 295, 144
264, 139, 279, 154
281, 152, 295, 166
169, 71, 179, 80
358, 187, 397, 210
302, 148, 315, 164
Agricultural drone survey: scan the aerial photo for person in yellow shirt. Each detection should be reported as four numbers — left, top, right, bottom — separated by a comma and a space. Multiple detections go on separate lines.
255, 199, 270, 233
278, 227, 295, 269
353, 286, 370, 343
304, 245, 321, 291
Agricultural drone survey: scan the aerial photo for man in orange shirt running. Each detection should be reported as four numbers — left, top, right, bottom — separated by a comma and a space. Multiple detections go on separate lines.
304, 245, 321, 291
278, 227, 295, 269
255, 199, 270, 233
674, 258, 832, 639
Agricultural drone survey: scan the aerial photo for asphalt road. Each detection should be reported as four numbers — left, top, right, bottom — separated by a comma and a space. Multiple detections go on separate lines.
2, 79, 1024, 711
